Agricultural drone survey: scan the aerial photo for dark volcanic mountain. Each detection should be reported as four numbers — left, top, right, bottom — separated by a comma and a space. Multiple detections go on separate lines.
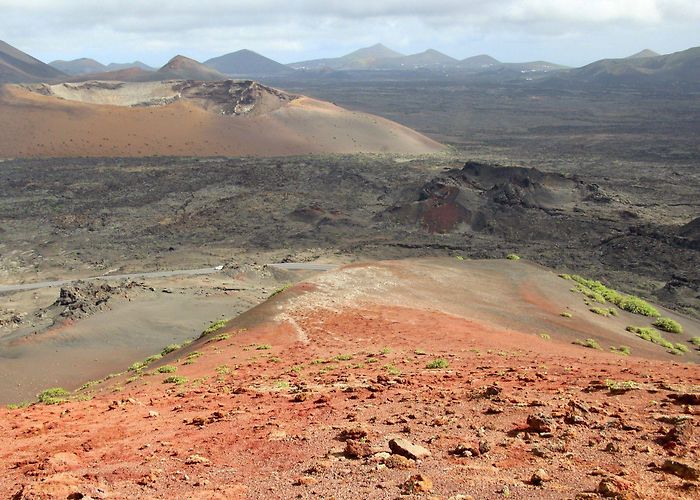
289, 43, 404, 70
550, 46, 700, 88
106, 61, 155, 71
204, 49, 295, 77
0, 40, 65, 83
157, 55, 227, 80
50, 58, 107, 75
626, 49, 660, 59
458, 54, 500, 69
380, 49, 458, 69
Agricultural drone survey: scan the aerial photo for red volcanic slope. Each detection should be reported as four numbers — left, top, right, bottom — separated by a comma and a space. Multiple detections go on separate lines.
1, 259, 698, 499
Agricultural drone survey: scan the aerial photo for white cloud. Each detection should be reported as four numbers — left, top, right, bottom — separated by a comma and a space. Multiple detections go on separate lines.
1, 1, 698, 66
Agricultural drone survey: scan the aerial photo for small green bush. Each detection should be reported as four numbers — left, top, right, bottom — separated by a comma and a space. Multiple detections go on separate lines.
384, 364, 401, 375
256, 344, 272, 350
691, 337, 700, 347
560, 312, 573, 318
565, 274, 660, 316
163, 376, 188, 385
610, 345, 631, 356
626, 326, 674, 349
37, 387, 69, 405
426, 358, 449, 369
157, 365, 177, 373
652, 317, 683, 334
573, 338, 602, 350
334, 354, 353, 361
605, 379, 639, 392
200, 319, 228, 338
506, 254, 521, 261
161, 344, 181, 356
674, 343, 690, 353
539, 333, 551, 340
129, 361, 148, 372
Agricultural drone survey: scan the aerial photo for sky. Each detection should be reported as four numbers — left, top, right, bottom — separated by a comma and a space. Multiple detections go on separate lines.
1, 0, 699, 67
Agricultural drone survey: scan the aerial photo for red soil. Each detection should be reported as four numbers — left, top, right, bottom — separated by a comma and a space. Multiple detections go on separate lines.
1, 259, 698, 499
0, 85, 444, 158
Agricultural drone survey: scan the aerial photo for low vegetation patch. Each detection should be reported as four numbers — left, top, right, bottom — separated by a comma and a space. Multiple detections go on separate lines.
157, 365, 177, 373
652, 317, 683, 334
6, 401, 31, 410
163, 375, 188, 385
562, 274, 660, 317
539, 332, 551, 340
572, 338, 603, 350
37, 387, 70, 405
626, 326, 675, 350
199, 319, 228, 338
605, 379, 639, 392
589, 307, 617, 317
426, 358, 449, 369
161, 344, 181, 356
506, 254, 521, 261
691, 337, 700, 347
610, 345, 631, 356
384, 364, 401, 375
256, 344, 272, 350
560, 312, 572, 318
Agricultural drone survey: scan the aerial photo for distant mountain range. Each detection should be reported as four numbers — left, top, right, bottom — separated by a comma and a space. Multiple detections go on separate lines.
549, 46, 700, 88
0, 40, 65, 83
205, 49, 296, 76
49, 58, 155, 75
1, 39, 699, 89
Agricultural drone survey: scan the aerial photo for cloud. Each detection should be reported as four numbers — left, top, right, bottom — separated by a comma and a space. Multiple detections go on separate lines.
1, 0, 698, 65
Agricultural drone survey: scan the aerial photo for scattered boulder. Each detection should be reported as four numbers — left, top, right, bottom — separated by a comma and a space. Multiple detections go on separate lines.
527, 413, 557, 434
338, 426, 369, 441
531, 468, 550, 486
402, 474, 433, 494
385, 454, 414, 469
667, 393, 700, 405
661, 459, 700, 481
389, 437, 431, 460
185, 454, 210, 466
597, 476, 637, 499
344, 439, 372, 459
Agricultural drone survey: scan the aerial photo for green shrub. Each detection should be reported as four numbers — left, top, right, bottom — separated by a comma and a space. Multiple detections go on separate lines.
691, 337, 700, 347
157, 365, 177, 373
572, 338, 602, 350
626, 326, 674, 349
161, 344, 181, 356
334, 354, 353, 361
384, 364, 401, 375
506, 254, 520, 261
539, 333, 551, 340
605, 379, 639, 392
256, 344, 272, 350
426, 358, 449, 369
144, 354, 162, 364
610, 345, 631, 356
129, 361, 148, 372
674, 343, 690, 353
37, 387, 69, 405
7, 401, 30, 410
652, 317, 683, 334
560, 312, 573, 318
200, 319, 228, 338
565, 275, 660, 316
163, 376, 188, 385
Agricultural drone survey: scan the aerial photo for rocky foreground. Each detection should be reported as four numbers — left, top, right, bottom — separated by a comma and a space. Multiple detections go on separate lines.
1, 259, 698, 499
